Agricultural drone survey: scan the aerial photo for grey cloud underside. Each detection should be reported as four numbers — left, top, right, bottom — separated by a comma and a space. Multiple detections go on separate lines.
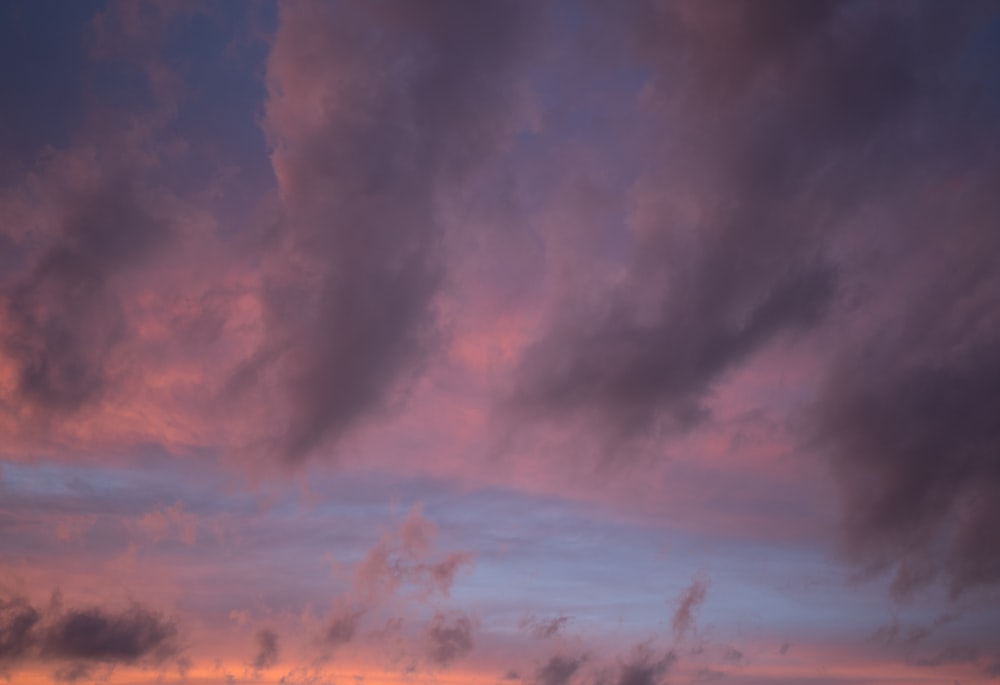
255, 0, 542, 461
799, 5, 1000, 598
817, 270, 1000, 597
510, 1, 985, 437
0, 595, 179, 667
508, 1, 1000, 594
1, 178, 168, 418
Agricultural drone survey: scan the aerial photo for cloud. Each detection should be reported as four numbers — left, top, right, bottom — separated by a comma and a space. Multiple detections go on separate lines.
522, 615, 571, 640
306, 505, 474, 661
489, 0, 1000, 606
0, 594, 180, 675
612, 648, 675, 685
722, 647, 743, 664
325, 607, 362, 648
534, 654, 584, 685
253, 628, 279, 671
507, 2, 883, 442
52, 662, 94, 683
691, 668, 723, 683
815, 293, 1000, 597
1, 175, 170, 420
424, 611, 475, 666
40, 604, 179, 664
506, 1, 991, 452
3, 7, 1000, 685
249, 0, 542, 462
352, 505, 473, 604
0, 596, 41, 662
671, 577, 708, 640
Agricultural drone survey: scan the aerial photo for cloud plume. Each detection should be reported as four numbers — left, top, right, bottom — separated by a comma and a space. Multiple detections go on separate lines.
671, 577, 708, 640
250, 0, 542, 461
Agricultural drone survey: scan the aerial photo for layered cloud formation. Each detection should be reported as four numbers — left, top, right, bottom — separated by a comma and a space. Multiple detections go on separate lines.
3, 1, 1000, 683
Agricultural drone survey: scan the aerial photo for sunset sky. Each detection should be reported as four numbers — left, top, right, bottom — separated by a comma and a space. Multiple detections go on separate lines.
2, 2, 1000, 684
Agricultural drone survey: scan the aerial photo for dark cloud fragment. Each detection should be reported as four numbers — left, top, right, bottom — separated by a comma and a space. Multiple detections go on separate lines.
0, 596, 41, 661
41, 604, 178, 663
534, 654, 584, 685
253, 628, 279, 671
523, 615, 570, 640
426, 552, 472, 597
0, 594, 180, 678
614, 649, 675, 685
326, 609, 362, 647
424, 611, 474, 666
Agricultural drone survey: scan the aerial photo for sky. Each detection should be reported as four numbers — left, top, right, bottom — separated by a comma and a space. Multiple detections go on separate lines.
2, 1, 1000, 684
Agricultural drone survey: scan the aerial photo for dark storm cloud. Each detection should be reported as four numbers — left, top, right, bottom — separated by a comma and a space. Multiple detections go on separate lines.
253, 628, 279, 671
257, 0, 542, 462
0, 595, 180, 669
424, 611, 474, 666
1, 176, 169, 418
508, 1, 990, 442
